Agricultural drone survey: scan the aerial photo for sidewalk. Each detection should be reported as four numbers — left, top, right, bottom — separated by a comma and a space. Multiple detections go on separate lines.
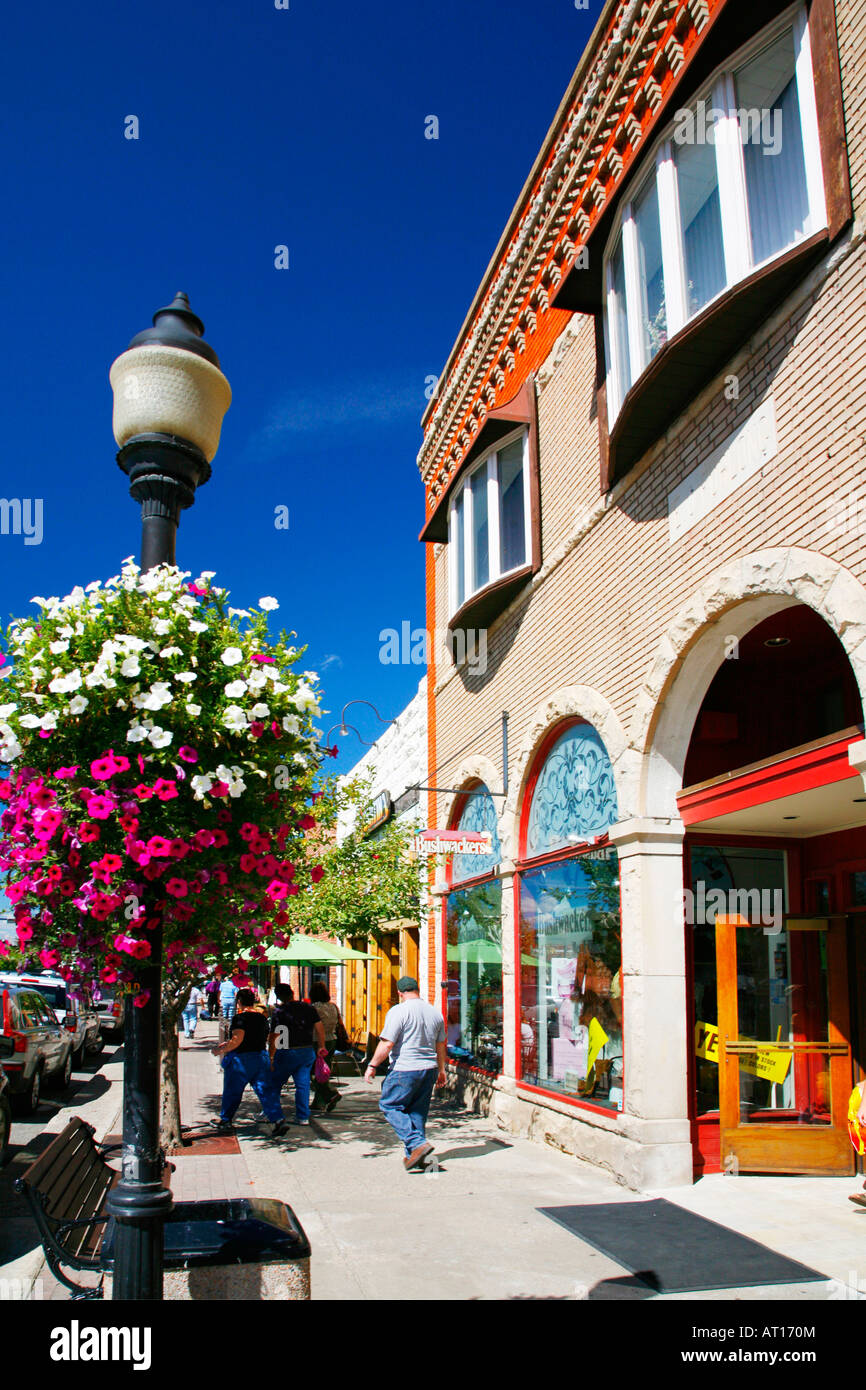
176, 1020, 864, 1301
5, 1018, 863, 1301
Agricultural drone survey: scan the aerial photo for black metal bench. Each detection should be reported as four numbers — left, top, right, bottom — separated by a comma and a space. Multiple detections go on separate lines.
17, 1116, 313, 1301
14, 1117, 120, 1299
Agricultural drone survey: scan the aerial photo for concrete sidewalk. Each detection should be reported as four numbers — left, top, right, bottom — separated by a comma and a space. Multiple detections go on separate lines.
178, 1020, 865, 1301
5, 1017, 864, 1301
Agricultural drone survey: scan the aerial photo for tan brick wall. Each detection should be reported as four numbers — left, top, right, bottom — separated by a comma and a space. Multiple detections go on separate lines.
428, 0, 866, 826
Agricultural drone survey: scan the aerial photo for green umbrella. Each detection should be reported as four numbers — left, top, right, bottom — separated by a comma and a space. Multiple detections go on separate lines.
264, 937, 346, 964
447, 938, 502, 964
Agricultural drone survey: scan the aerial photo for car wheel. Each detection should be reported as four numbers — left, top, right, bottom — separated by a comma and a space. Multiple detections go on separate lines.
72, 1042, 85, 1069
88, 1033, 105, 1056
54, 1050, 73, 1091
13, 1066, 41, 1115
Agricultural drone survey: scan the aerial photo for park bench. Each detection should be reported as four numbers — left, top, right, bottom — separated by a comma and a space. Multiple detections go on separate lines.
16, 1116, 312, 1300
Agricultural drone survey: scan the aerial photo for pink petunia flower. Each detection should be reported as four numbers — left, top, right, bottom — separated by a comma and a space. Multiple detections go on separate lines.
87, 795, 115, 820
133, 990, 151, 1009
165, 877, 189, 897
168, 838, 189, 859
153, 779, 179, 802
266, 879, 289, 902
178, 746, 198, 763
54, 765, 79, 780
78, 822, 101, 843
134, 784, 154, 801
147, 836, 173, 857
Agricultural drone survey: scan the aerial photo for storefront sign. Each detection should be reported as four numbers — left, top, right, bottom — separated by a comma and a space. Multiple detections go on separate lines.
361, 790, 392, 838
695, 1020, 792, 1085
414, 830, 493, 857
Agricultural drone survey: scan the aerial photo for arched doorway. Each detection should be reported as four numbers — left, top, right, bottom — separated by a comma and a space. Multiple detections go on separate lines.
677, 606, 864, 1175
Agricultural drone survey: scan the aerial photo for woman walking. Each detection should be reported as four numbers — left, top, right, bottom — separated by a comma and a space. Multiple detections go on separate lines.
310, 982, 345, 1113
212, 988, 288, 1138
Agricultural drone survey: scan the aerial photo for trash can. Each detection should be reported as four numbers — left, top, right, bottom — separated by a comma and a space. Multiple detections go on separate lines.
102, 1197, 311, 1300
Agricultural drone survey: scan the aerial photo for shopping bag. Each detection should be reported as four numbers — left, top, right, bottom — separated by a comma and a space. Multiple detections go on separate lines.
314, 1054, 332, 1083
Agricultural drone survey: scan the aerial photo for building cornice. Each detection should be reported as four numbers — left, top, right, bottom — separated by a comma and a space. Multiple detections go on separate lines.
417, 0, 717, 508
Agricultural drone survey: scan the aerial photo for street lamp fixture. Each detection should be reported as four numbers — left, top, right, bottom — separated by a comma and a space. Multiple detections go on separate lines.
105, 293, 231, 1302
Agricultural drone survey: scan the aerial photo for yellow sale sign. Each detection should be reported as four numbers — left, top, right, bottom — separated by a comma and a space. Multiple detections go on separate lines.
695, 1021, 792, 1086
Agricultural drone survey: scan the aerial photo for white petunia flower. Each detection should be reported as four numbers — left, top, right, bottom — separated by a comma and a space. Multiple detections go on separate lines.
68, 696, 89, 715
0, 703, 17, 719
40, 712, 58, 731
159, 647, 183, 659
175, 671, 197, 683
251, 703, 270, 718
120, 657, 141, 678
224, 680, 247, 699
57, 625, 74, 639
148, 727, 173, 749
49, 640, 69, 654
152, 619, 171, 637
282, 714, 301, 736
126, 724, 149, 743
185, 702, 202, 717
258, 597, 279, 611
228, 608, 250, 620
191, 773, 213, 798
188, 621, 207, 634
19, 713, 42, 729
247, 673, 267, 691
222, 705, 247, 731
221, 647, 244, 667
293, 683, 320, 714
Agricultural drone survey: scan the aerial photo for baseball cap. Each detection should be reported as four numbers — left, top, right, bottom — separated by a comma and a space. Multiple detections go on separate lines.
397, 975, 419, 992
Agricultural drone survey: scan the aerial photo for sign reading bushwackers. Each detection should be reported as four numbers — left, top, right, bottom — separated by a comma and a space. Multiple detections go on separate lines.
412, 830, 494, 858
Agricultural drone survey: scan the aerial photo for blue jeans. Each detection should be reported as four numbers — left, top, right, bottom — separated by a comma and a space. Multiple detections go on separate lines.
271, 1046, 316, 1121
221, 996, 236, 1021
379, 1067, 438, 1156
181, 1004, 198, 1037
220, 1051, 283, 1124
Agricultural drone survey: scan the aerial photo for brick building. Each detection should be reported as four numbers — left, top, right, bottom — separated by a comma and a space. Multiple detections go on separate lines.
416, 0, 866, 1186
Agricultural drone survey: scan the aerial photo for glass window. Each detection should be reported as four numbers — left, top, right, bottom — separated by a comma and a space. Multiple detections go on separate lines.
525, 722, 618, 858
452, 785, 501, 884
850, 872, 866, 908
449, 431, 528, 612
674, 136, 727, 315
446, 879, 503, 1074
470, 465, 489, 591
498, 438, 526, 573
633, 176, 667, 365
688, 844, 787, 1117
609, 234, 631, 397
736, 29, 809, 266
519, 850, 623, 1110
603, 11, 824, 428
453, 490, 465, 611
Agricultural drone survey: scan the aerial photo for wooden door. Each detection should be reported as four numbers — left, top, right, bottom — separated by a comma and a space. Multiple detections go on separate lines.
401, 926, 420, 982
717, 915, 853, 1174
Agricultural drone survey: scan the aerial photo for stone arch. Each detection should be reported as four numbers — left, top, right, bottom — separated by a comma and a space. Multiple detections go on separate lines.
502, 684, 636, 864
440, 755, 503, 835
631, 547, 866, 819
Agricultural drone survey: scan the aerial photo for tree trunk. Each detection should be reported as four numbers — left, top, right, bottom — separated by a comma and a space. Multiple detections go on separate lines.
159, 996, 185, 1152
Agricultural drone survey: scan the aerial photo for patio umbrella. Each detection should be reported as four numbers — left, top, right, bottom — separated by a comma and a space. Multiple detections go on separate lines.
447, 938, 502, 964
264, 937, 346, 964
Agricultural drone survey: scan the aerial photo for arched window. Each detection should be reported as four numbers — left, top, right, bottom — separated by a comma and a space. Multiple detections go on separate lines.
518, 721, 623, 1113
451, 783, 501, 884
444, 782, 503, 1076
525, 721, 618, 858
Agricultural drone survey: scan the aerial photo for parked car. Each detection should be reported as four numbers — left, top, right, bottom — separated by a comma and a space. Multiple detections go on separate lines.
0, 1058, 11, 1163
0, 981, 73, 1113
0, 972, 101, 1068
94, 985, 126, 1041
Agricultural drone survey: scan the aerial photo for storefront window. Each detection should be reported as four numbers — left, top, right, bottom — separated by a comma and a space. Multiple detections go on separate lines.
525, 722, 618, 857
452, 785, 501, 882
519, 850, 623, 1110
445, 880, 502, 1073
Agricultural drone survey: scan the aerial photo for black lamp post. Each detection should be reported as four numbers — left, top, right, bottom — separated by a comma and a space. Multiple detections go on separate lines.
105, 293, 231, 1301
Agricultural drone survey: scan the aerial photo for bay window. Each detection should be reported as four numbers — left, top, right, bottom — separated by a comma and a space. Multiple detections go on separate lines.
604, 5, 826, 426
448, 427, 530, 616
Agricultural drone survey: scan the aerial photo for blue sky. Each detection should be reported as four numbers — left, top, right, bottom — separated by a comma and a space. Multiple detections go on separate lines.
0, 0, 596, 775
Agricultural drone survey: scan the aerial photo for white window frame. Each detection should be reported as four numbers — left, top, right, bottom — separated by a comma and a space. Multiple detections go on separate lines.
602, 1, 826, 428
447, 426, 531, 617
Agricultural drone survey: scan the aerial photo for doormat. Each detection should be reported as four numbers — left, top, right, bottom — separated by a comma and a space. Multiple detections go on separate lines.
538, 1199, 824, 1293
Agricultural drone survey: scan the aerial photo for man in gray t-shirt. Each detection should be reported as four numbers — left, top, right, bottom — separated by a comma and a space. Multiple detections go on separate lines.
365, 976, 446, 1169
